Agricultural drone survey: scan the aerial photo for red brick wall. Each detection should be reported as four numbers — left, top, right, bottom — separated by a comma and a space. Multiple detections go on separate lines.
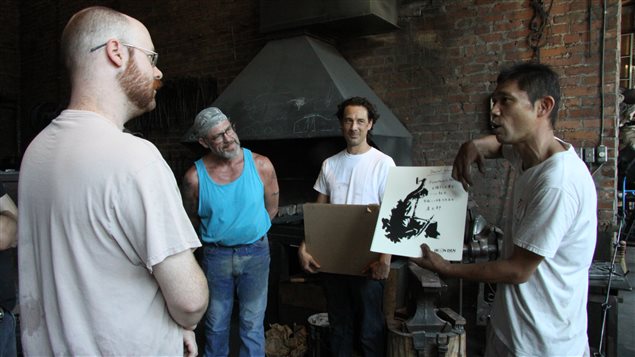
15, 1, 621, 230
336, 1, 620, 229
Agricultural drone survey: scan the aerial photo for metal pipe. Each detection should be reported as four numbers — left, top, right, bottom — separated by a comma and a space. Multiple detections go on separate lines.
599, 0, 607, 146
588, 0, 593, 58
595, 216, 622, 356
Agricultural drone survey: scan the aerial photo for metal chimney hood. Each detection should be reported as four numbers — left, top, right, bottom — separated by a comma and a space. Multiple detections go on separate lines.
183, 35, 412, 165
260, 0, 399, 37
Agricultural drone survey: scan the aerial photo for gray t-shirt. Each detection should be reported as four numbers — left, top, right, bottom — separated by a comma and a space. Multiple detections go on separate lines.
18, 110, 201, 356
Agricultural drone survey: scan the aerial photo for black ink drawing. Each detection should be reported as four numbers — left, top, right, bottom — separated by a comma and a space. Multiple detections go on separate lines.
381, 177, 441, 243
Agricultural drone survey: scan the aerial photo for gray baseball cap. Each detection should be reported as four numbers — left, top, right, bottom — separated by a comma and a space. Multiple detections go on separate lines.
182, 107, 229, 142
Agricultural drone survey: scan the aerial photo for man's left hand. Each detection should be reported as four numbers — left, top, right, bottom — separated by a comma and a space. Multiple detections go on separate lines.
363, 259, 390, 280
183, 330, 198, 357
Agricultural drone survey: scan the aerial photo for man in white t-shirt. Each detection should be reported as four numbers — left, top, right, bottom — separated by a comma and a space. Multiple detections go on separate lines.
412, 62, 597, 357
18, 6, 208, 356
299, 97, 395, 356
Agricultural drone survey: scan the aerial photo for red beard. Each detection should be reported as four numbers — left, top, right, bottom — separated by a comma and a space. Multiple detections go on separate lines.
117, 54, 159, 111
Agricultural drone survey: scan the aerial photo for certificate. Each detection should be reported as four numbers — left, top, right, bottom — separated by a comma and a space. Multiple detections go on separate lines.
371, 166, 467, 261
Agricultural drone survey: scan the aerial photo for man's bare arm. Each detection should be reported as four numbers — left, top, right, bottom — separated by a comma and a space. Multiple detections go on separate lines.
254, 154, 279, 220
452, 135, 503, 190
316, 193, 329, 204
181, 167, 201, 231
153, 249, 208, 330
412, 243, 543, 284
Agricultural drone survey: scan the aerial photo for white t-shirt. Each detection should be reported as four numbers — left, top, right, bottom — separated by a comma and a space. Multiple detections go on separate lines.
314, 147, 395, 204
18, 110, 201, 356
490, 140, 597, 356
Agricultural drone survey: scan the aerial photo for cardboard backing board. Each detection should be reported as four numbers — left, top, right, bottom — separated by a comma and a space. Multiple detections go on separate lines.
303, 203, 380, 276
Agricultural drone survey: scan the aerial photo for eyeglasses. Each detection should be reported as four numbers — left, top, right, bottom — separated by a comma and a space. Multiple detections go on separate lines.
209, 123, 236, 143
89, 41, 159, 67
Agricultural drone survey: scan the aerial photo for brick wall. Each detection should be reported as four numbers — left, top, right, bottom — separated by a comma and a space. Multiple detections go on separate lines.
16, 0, 620, 230
336, 0, 620, 229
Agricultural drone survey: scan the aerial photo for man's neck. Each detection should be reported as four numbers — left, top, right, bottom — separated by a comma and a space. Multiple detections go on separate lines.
206, 147, 243, 166
346, 142, 372, 155
68, 93, 131, 130
204, 148, 244, 184
516, 132, 565, 170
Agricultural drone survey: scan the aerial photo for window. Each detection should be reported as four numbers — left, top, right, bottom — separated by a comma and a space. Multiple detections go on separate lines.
621, 33, 634, 89
622, 2, 635, 88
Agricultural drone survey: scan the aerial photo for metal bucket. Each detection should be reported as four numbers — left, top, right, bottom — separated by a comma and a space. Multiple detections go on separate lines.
307, 313, 330, 357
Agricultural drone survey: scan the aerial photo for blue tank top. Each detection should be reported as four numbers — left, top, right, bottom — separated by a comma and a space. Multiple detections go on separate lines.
195, 148, 271, 245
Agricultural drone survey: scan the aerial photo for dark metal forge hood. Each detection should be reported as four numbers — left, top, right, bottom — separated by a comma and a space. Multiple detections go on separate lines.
183, 35, 412, 165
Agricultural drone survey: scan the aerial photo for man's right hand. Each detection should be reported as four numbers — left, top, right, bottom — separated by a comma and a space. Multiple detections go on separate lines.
183, 330, 198, 357
410, 244, 450, 274
298, 242, 321, 273
452, 140, 485, 191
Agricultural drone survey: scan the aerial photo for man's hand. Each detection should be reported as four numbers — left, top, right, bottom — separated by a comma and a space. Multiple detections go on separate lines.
298, 242, 321, 273
410, 244, 450, 274
452, 140, 485, 191
0, 192, 18, 250
183, 330, 198, 357
363, 258, 390, 280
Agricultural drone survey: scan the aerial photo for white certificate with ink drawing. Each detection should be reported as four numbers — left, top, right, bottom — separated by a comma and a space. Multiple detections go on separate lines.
371, 166, 467, 261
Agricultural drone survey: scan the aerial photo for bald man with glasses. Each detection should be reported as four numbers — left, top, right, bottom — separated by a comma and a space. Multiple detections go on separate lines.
18, 6, 208, 356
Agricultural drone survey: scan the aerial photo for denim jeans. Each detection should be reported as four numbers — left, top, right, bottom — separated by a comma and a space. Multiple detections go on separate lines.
0, 309, 16, 357
322, 274, 386, 357
201, 238, 270, 357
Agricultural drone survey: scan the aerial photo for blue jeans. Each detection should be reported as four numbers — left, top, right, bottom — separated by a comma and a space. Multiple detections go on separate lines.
322, 274, 386, 357
201, 238, 270, 357
0, 309, 16, 357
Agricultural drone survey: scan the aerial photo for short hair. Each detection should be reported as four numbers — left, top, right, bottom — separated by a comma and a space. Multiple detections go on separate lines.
497, 62, 561, 127
60, 6, 130, 73
336, 96, 380, 125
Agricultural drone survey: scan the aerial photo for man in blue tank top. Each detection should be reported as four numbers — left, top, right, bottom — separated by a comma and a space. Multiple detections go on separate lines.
182, 107, 279, 357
